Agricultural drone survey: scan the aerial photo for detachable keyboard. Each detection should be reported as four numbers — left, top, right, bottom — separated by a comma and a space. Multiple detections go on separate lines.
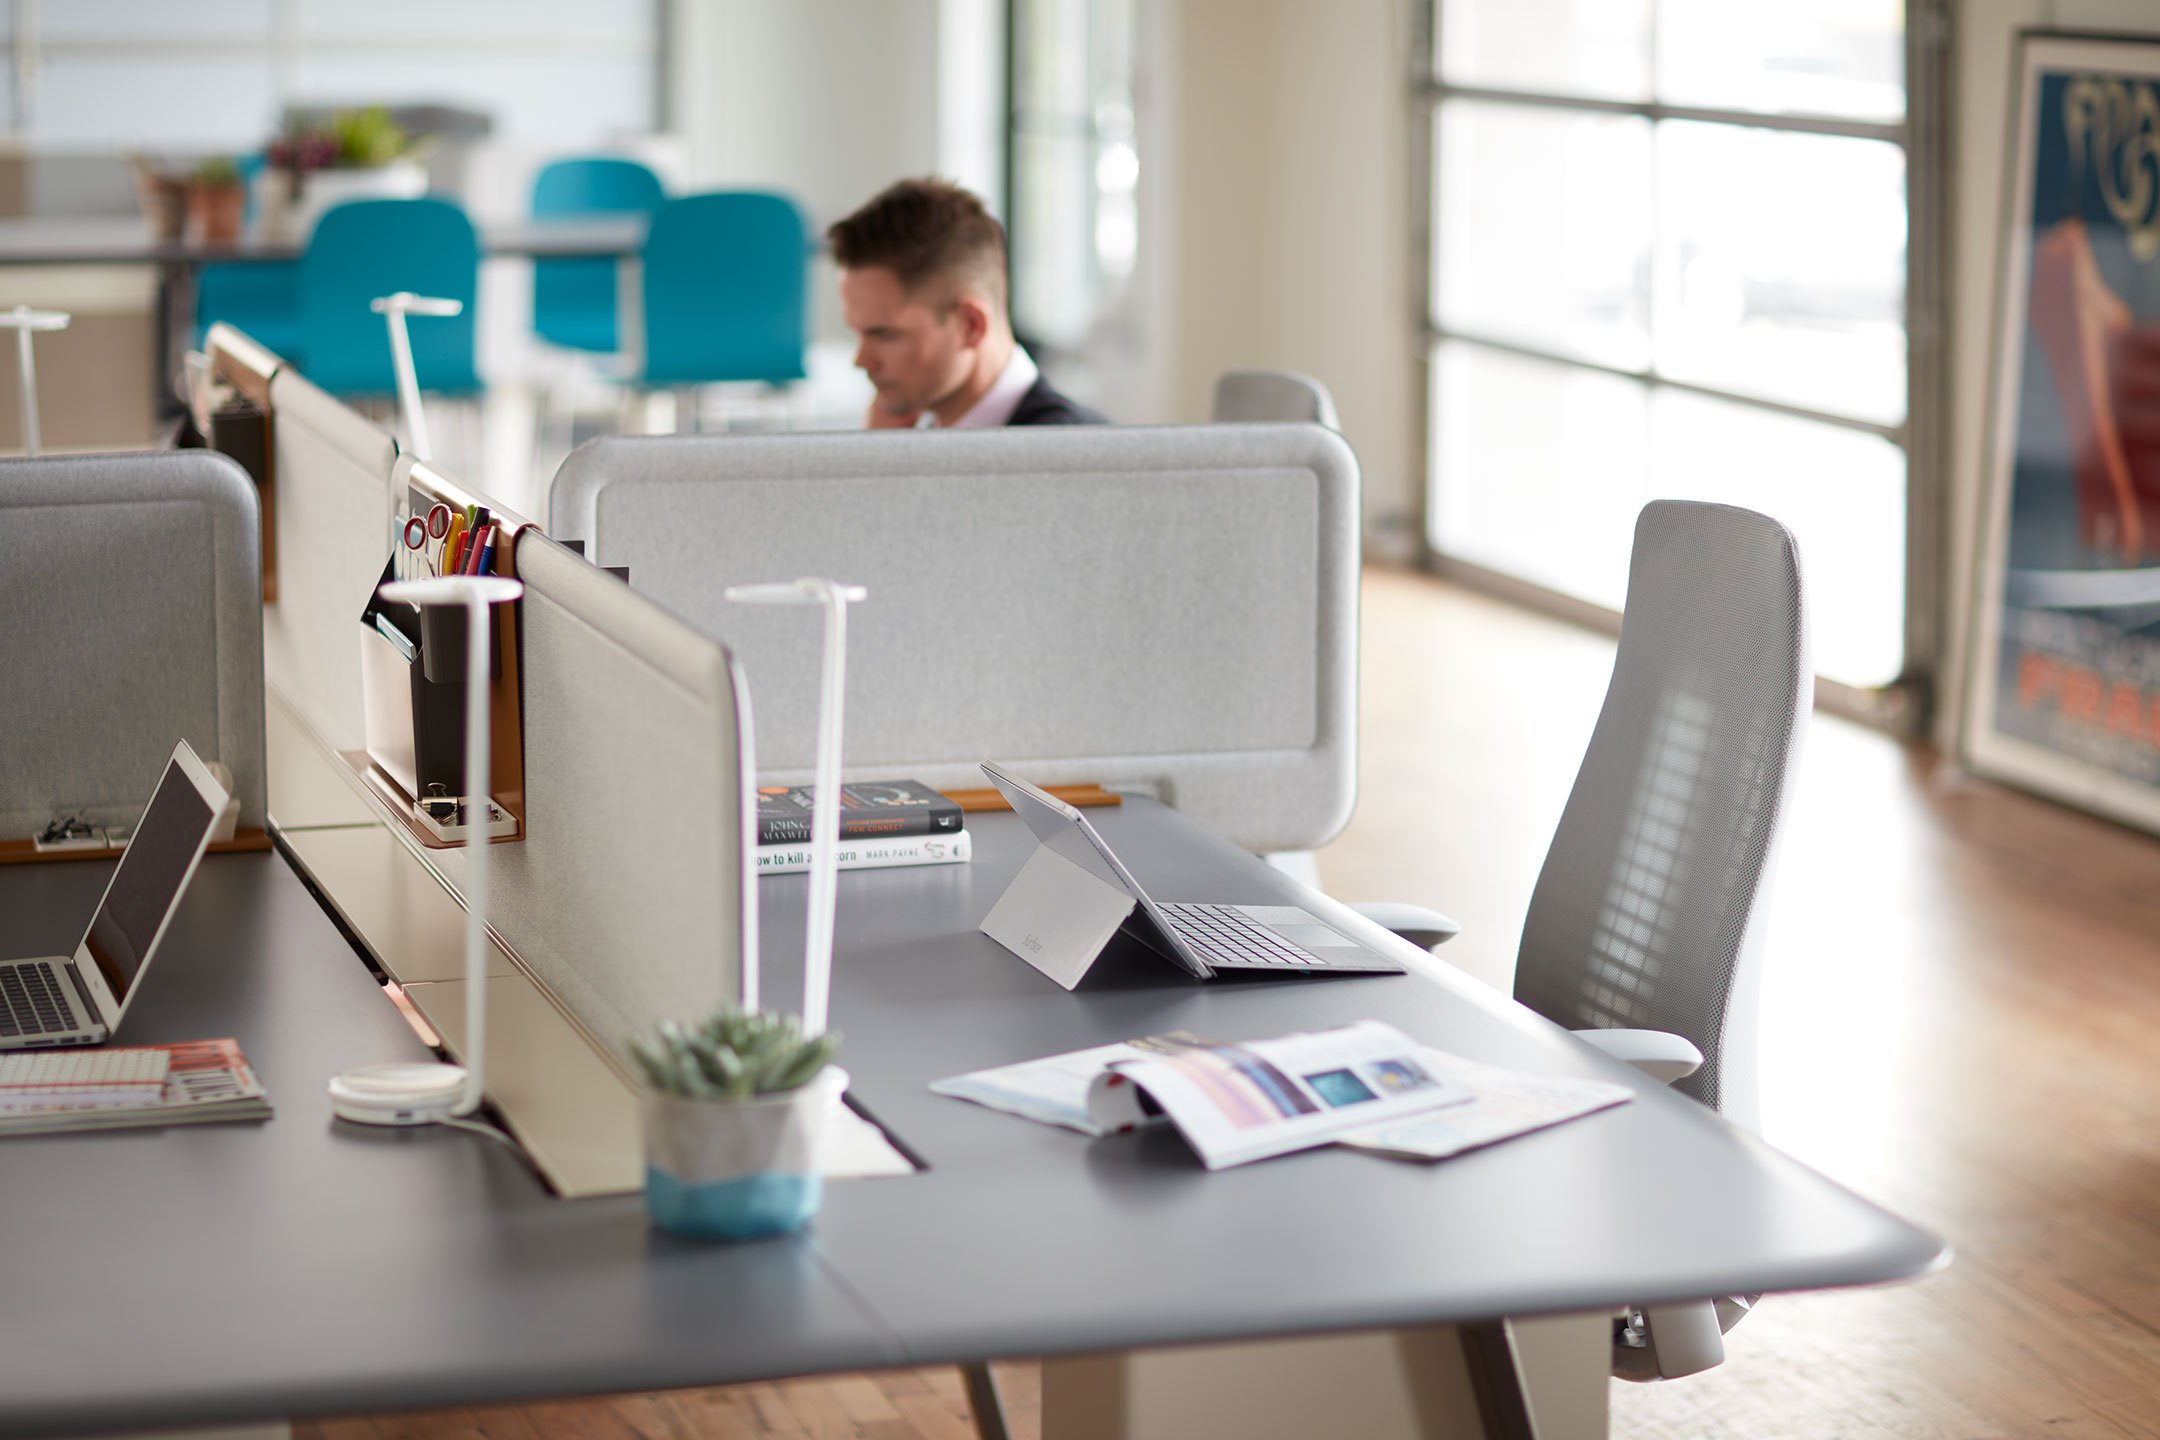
0, 961, 78, 1037
1157, 903, 1335, 970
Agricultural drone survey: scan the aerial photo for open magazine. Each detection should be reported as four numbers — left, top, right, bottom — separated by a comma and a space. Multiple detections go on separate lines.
932, 1020, 1632, 1170
0, 1038, 271, 1137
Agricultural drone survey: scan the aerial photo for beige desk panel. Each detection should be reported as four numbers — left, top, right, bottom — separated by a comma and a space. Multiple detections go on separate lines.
265, 690, 380, 831
278, 824, 517, 984
401, 976, 642, 1198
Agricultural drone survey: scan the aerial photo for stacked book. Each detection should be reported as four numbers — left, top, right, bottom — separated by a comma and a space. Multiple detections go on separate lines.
755, 781, 970, 875
0, 1038, 272, 1136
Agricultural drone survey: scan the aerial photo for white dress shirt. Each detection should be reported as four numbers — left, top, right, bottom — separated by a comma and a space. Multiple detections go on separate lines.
931, 346, 1039, 429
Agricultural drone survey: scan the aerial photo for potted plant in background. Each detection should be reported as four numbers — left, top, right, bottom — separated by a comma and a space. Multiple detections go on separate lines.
185, 156, 247, 246
628, 1006, 844, 1241
126, 154, 188, 242
254, 106, 428, 242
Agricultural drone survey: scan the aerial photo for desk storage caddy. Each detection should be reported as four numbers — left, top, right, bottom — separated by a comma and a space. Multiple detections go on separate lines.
354, 463, 531, 849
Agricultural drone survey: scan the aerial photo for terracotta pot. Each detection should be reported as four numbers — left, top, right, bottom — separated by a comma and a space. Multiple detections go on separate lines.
186, 181, 247, 247
134, 173, 187, 242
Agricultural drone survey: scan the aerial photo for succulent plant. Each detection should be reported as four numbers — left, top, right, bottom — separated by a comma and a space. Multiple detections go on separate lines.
628, 1005, 839, 1101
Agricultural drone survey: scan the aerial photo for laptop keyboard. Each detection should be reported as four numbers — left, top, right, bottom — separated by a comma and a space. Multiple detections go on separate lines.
0, 962, 77, 1037
1159, 903, 1332, 969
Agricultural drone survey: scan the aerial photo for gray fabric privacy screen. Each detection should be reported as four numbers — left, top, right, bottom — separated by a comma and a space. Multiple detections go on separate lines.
0, 450, 267, 835
548, 424, 1358, 854
427, 534, 758, 1059
262, 368, 397, 752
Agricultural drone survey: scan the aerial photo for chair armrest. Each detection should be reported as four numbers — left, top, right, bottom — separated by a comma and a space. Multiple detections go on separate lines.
1346, 901, 1462, 948
1571, 1028, 1703, 1084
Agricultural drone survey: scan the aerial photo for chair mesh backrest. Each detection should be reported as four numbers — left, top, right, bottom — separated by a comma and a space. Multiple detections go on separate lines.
1513, 501, 1808, 1123
1211, 368, 1340, 429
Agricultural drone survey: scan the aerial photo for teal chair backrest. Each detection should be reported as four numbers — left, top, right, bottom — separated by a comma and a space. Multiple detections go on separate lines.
640, 191, 808, 386
299, 197, 480, 397
532, 157, 665, 354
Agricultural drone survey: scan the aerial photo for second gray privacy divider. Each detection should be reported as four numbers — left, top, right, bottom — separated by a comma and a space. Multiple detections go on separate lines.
421, 532, 759, 1061
0, 449, 267, 837
548, 423, 1359, 854
261, 362, 399, 753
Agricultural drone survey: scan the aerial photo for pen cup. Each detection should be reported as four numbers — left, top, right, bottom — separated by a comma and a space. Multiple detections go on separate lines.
640, 1067, 847, 1242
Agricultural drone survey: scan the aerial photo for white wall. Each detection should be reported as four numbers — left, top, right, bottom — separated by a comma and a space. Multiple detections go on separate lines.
1156, 0, 1422, 551
1941, 0, 2160, 746
665, 0, 1000, 348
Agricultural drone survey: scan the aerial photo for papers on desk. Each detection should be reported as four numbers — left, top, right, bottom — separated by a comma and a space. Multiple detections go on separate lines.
0, 1038, 271, 1136
931, 1021, 1631, 1171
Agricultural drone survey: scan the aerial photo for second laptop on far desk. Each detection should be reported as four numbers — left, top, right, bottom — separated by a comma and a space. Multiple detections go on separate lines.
977, 761, 1403, 990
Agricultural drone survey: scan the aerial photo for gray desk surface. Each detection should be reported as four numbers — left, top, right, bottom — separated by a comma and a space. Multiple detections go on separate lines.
0, 804, 1946, 1435
0, 853, 895, 1439
0, 214, 645, 265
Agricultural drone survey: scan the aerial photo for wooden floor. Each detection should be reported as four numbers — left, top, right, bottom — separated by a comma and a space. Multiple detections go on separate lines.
297, 566, 2160, 1439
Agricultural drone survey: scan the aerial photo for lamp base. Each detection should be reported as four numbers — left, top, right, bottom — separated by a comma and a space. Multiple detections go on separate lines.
329, 1062, 470, 1126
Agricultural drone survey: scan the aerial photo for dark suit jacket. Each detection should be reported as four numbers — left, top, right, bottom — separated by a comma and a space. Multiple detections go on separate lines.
1007, 374, 1109, 426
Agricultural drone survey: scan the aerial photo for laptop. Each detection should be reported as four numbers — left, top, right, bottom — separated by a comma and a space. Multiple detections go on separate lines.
978, 761, 1405, 990
0, 741, 228, 1049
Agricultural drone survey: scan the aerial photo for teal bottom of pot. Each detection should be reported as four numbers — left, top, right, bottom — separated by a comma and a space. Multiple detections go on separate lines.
646, 1167, 823, 1240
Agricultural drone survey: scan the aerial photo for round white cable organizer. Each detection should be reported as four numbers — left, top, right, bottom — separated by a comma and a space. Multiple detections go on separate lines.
328, 1062, 471, 1126
332, 574, 522, 1128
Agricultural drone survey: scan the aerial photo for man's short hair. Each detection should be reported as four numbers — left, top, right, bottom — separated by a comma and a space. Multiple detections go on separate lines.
828, 178, 1008, 311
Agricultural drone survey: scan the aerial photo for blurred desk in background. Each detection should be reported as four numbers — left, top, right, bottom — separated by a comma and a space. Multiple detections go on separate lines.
0, 216, 647, 426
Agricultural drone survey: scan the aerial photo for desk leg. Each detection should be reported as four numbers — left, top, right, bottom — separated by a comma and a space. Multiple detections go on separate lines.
1041, 1314, 1609, 1440
155, 259, 191, 420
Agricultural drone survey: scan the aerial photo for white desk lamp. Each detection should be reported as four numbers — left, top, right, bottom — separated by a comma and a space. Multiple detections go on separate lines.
331, 573, 523, 1126
724, 579, 866, 1032
369, 292, 462, 462
0, 306, 71, 456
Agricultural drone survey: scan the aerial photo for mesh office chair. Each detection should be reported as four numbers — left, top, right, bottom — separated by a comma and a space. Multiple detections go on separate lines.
1519, 498, 1810, 1380
1211, 367, 1341, 428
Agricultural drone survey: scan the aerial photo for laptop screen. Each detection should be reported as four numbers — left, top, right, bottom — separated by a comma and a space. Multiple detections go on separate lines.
82, 761, 215, 1002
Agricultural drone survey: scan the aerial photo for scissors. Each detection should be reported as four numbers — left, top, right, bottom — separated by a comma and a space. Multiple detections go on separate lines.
400, 515, 430, 581
420, 503, 452, 575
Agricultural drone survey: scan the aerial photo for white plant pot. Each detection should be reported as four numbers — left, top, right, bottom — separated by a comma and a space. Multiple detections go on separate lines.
252, 158, 429, 244
641, 1066, 847, 1241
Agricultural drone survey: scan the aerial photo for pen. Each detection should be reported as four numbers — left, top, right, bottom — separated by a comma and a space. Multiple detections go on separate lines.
471, 523, 498, 577
443, 515, 467, 576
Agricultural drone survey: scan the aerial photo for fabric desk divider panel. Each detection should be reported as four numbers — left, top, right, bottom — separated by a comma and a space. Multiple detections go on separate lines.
420, 533, 758, 1097
0, 450, 270, 854
202, 323, 283, 603
260, 365, 398, 756
547, 423, 1357, 855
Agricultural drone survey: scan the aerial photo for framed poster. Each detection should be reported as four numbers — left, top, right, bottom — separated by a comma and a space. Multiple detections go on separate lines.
1967, 33, 2160, 833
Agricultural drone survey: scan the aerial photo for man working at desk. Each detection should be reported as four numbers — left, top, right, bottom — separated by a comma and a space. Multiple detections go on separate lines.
830, 177, 1108, 429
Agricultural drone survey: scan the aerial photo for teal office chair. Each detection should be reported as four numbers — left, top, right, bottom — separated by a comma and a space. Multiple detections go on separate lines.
636, 190, 809, 392
299, 198, 480, 398
531, 157, 665, 354
193, 153, 305, 361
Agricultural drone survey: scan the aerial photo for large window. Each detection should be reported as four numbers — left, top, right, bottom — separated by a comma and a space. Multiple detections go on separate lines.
1424, 0, 1943, 699
1006, 0, 1137, 360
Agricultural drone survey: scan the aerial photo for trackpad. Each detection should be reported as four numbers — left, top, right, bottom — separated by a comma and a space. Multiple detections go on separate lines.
1272, 924, 1361, 949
